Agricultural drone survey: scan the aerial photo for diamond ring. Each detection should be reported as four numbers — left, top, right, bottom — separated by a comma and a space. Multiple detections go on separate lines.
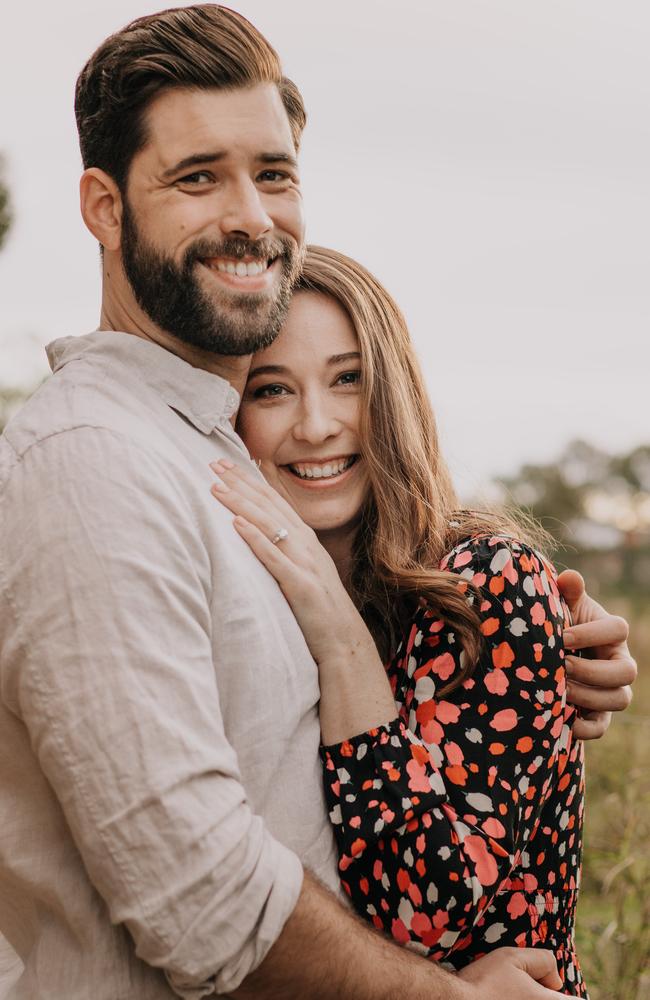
271, 528, 289, 545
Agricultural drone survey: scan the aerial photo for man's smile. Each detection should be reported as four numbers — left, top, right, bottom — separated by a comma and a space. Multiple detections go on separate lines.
199, 255, 280, 291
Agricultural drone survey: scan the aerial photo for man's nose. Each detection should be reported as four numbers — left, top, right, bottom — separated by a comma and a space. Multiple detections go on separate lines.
219, 178, 273, 241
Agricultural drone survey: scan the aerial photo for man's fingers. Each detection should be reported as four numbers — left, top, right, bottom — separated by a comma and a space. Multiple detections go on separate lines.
565, 654, 637, 688
563, 615, 629, 651
566, 679, 633, 712
572, 711, 612, 741
556, 569, 587, 607
514, 948, 563, 990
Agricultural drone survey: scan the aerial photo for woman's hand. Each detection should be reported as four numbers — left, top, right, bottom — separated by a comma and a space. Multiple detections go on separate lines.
209, 459, 397, 744
557, 570, 637, 740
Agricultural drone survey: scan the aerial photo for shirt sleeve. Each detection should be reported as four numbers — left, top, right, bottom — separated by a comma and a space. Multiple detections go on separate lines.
320, 535, 575, 958
0, 428, 303, 996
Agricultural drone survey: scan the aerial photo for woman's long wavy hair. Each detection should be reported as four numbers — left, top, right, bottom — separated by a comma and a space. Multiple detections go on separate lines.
297, 246, 546, 693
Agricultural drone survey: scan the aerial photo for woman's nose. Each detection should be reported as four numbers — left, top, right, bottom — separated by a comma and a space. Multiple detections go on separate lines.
292, 401, 341, 444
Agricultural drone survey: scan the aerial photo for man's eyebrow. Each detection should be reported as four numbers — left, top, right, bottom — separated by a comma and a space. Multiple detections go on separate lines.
258, 152, 299, 169
162, 152, 226, 178
162, 150, 298, 180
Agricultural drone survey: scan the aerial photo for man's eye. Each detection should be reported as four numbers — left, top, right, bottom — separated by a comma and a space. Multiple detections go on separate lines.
178, 171, 213, 185
257, 170, 288, 183
336, 371, 362, 387
252, 383, 289, 399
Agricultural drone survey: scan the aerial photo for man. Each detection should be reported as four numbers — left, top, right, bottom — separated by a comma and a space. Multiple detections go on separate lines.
0, 6, 635, 999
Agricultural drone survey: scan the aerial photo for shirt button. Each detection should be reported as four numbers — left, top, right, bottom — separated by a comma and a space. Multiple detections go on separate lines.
222, 387, 240, 420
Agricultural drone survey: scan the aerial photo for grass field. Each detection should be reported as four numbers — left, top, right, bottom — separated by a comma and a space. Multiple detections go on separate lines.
576, 604, 650, 1000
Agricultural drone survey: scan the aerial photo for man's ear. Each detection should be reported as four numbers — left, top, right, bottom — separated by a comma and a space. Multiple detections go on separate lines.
79, 168, 124, 252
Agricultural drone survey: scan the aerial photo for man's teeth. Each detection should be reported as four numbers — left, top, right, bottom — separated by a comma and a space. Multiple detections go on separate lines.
289, 457, 355, 480
207, 259, 269, 276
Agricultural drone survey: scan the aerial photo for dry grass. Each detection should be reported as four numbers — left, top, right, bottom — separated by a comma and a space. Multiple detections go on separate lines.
576, 606, 650, 1000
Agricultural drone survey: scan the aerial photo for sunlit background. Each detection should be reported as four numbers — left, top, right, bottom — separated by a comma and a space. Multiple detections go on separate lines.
1, 0, 649, 498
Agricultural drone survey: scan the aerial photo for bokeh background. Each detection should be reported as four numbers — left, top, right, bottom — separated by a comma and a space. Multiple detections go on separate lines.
1, 2, 648, 997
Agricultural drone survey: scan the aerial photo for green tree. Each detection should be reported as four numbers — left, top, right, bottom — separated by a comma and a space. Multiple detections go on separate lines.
0, 157, 12, 251
494, 439, 650, 604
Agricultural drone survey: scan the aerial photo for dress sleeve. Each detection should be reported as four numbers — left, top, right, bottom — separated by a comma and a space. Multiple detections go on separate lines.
320, 535, 575, 958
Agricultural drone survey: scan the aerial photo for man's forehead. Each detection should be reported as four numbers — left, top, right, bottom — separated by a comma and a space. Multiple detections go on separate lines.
141, 83, 295, 164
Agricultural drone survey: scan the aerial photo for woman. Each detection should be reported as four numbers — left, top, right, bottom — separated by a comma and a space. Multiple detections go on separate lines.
209, 247, 601, 994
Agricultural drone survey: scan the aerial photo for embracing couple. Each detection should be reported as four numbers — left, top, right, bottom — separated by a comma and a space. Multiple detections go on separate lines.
0, 7, 636, 999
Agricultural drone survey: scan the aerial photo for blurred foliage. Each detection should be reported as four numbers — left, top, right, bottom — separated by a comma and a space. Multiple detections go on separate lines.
0, 157, 12, 251
495, 439, 650, 611
0, 385, 33, 433
494, 442, 650, 999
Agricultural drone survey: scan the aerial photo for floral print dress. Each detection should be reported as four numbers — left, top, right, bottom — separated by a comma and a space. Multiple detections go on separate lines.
321, 535, 587, 996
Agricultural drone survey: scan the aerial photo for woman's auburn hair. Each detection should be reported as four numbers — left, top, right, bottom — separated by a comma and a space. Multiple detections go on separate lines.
297, 246, 546, 692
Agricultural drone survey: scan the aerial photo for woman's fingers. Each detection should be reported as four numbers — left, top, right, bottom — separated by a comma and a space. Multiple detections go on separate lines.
232, 516, 301, 587
210, 459, 303, 528
211, 480, 296, 552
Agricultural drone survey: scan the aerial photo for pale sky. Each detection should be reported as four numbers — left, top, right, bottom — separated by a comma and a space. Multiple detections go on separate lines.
1, 0, 648, 495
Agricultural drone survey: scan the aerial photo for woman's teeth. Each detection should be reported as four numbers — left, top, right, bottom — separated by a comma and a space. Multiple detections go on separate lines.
207, 259, 269, 276
289, 456, 356, 480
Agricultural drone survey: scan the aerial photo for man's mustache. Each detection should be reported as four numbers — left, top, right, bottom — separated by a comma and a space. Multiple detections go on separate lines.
185, 236, 294, 265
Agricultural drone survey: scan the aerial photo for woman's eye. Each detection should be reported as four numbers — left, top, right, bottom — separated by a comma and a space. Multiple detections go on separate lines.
336, 371, 362, 387
252, 383, 289, 400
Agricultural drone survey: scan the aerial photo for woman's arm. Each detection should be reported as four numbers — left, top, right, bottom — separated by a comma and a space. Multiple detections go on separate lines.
209, 459, 398, 743
320, 535, 581, 957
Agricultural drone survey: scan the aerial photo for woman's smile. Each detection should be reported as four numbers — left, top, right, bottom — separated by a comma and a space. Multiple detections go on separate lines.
281, 454, 360, 487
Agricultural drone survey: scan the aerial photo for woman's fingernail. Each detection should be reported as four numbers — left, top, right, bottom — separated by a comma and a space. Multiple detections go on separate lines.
218, 459, 235, 470
563, 629, 575, 647
211, 480, 230, 494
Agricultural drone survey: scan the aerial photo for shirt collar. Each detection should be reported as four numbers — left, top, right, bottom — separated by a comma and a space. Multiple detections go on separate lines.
46, 331, 241, 434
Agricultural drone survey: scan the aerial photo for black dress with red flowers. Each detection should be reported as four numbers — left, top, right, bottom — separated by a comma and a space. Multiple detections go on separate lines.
320, 535, 586, 996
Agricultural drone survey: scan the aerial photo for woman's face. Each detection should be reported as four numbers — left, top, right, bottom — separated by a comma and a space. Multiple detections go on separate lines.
237, 290, 370, 534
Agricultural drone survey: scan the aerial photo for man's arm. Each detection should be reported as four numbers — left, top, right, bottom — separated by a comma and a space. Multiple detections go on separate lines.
233, 872, 566, 1000
0, 428, 302, 995
557, 570, 636, 739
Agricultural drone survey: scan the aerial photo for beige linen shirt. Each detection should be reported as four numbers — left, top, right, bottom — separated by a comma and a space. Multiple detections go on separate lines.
0, 331, 339, 999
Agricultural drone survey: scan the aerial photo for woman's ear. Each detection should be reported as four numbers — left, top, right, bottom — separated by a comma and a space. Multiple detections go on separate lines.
79, 168, 123, 252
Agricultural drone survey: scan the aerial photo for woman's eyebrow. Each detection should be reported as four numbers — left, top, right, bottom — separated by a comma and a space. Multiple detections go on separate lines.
247, 364, 288, 378
248, 353, 360, 379
328, 352, 360, 365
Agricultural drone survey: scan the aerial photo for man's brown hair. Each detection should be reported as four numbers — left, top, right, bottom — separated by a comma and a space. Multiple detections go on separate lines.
75, 4, 306, 191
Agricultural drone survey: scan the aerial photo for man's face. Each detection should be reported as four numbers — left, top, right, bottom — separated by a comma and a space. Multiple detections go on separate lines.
120, 84, 305, 355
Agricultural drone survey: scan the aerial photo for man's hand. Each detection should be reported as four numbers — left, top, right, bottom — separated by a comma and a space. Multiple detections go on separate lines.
557, 570, 637, 740
457, 947, 567, 997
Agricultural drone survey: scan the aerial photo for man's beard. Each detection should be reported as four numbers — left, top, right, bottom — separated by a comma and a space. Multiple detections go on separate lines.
120, 201, 303, 356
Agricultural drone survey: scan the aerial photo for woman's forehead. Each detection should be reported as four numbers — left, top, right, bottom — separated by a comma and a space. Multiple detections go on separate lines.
251, 291, 358, 366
